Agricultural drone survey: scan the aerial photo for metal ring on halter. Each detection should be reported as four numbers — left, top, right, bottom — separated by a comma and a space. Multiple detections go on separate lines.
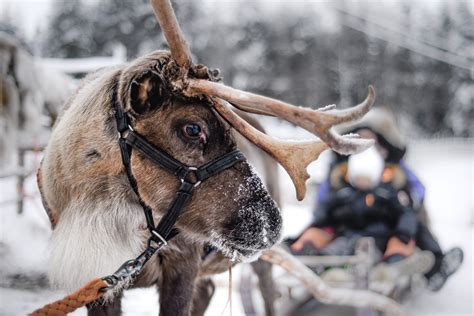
180, 166, 201, 187
151, 230, 168, 246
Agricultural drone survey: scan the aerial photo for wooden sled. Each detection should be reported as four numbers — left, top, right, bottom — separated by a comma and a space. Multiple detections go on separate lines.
239, 238, 433, 316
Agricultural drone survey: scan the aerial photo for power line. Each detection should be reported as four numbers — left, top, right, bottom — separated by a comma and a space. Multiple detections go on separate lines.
333, 5, 469, 58
332, 7, 473, 72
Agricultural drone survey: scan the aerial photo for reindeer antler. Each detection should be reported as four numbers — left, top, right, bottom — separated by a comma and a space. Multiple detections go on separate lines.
213, 99, 329, 201
150, 0, 376, 200
188, 80, 375, 155
151, 0, 192, 69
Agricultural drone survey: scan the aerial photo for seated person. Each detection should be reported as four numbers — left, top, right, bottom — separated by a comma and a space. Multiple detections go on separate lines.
290, 145, 418, 264
289, 108, 463, 291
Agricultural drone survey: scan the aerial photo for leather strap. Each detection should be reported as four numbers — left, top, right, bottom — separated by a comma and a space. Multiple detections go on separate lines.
125, 132, 186, 177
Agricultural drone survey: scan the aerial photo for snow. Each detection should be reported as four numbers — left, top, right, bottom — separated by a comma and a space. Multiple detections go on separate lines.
40, 45, 126, 74
402, 139, 473, 316
0, 137, 472, 315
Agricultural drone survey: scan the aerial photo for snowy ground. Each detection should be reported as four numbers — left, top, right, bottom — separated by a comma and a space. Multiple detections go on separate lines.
0, 135, 472, 316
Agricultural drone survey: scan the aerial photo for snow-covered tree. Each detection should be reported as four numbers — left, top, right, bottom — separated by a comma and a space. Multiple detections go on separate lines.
40, 0, 473, 137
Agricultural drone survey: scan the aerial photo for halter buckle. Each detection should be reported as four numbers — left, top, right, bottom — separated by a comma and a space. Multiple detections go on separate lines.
180, 167, 201, 187
118, 125, 135, 140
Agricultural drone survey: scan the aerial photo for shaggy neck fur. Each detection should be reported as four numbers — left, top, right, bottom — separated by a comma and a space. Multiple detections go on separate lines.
46, 69, 153, 291
48, 194, 146, 292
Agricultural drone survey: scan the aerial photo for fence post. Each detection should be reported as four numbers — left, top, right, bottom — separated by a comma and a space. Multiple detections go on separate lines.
16, 148, 25, 214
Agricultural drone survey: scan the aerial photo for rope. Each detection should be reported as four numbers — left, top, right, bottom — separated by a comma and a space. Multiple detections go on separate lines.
229, 265, 232, 316
29, 278, 108, 316
220, 265, 233, 316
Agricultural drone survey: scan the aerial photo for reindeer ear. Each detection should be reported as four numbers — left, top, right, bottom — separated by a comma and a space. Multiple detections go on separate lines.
129, 71, 169, 115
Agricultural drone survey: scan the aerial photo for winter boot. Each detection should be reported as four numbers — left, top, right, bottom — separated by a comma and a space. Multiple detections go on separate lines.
427, 247, 463, 292
369, 250, 434, 295
370, 250, 435, 283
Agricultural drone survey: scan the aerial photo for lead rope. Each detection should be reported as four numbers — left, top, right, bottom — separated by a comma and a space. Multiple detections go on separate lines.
29, 279, 108, 316
229, 266, 233, 316
220, 265, 233, 316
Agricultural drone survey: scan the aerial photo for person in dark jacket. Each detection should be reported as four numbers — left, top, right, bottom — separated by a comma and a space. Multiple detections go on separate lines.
291, 144, 418, 263
290, 108, 463, 291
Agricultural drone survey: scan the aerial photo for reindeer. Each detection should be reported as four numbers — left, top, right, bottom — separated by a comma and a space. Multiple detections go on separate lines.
0, 32, 70, 167
35, 1, 375, 315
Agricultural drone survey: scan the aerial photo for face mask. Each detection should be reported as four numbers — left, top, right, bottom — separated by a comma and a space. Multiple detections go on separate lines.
347, 146, 384, 191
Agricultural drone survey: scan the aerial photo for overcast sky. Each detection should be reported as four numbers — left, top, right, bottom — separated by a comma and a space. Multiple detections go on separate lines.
0, 0, 464, 40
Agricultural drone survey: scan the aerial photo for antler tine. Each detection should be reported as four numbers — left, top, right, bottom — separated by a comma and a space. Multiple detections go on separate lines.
313, 86, 376, 126
187, 80, 375, 155
213, 98, 336, 201
150, 0, 192, 68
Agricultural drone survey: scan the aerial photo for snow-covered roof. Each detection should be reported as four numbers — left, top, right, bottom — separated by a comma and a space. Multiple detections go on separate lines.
40, 56, 124, 74
39, 45, 126, 74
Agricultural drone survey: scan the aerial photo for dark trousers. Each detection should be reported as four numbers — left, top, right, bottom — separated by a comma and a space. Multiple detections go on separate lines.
416, 222, 443, 277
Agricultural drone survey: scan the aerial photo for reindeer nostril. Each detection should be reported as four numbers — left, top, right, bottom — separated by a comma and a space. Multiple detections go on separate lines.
227, 193, 282, 250
224, 165, 282, 252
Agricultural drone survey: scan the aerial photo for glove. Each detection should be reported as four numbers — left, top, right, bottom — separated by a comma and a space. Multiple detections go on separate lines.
290, 227, 334, 252
384, 236, 415, 259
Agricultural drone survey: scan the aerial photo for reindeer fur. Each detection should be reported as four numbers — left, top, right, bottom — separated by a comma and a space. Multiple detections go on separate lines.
39, 50, 282, 315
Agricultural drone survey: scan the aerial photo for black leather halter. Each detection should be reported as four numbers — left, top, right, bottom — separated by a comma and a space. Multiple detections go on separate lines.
103, 84, 245, 288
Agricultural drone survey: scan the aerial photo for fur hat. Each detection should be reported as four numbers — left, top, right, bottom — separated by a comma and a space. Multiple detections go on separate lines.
337, 107, 407, 162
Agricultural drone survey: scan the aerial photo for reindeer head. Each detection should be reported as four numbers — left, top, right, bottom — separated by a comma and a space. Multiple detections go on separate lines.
130, 0, 375, 258
113, 51, 281, 259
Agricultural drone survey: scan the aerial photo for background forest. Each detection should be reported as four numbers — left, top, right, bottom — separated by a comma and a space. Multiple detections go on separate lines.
2, 0, 472, 138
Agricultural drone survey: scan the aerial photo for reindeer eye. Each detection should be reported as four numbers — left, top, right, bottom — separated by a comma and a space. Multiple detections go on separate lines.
179, 122, 207, 145
183, 123, 202, 138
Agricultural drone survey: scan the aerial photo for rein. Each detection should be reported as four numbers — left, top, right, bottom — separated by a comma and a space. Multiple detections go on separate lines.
30, 82, 245, 315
